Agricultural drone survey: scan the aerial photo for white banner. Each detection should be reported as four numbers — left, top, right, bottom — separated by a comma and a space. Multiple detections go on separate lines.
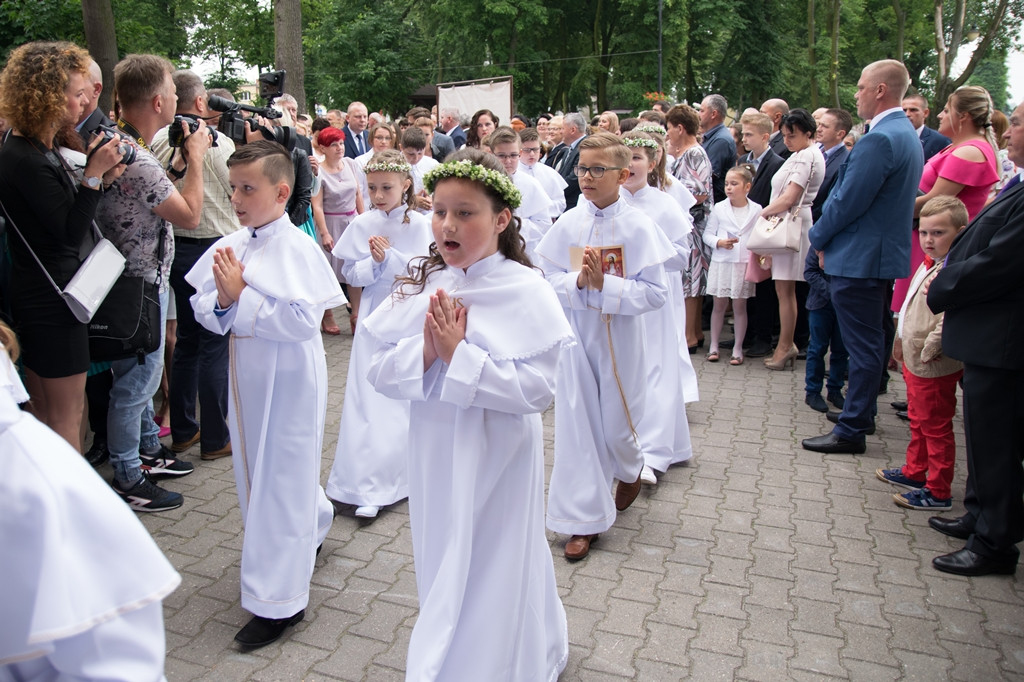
436, 77, 513, 128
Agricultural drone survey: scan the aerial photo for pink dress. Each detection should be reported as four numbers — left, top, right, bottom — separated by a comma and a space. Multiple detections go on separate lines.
891, 139, 998, 312
320, 157, 361, 282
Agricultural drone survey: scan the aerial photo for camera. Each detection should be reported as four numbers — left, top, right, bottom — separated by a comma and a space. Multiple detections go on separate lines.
168, 114, 219, 148
207, 70, 297, 151
91, 124, 137, 165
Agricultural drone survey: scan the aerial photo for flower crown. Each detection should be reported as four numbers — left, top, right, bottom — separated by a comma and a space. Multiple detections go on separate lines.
364, 160, 411, 174
623, 137, 659, 150
634, 124, 667, 136
423, 159, 522, 209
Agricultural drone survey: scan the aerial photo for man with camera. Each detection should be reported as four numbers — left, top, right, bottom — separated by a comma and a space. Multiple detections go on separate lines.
151, 70, 238, 465
95, 54, 212, 512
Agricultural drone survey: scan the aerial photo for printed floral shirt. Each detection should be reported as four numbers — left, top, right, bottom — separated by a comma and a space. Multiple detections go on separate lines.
95, 149, 175, 290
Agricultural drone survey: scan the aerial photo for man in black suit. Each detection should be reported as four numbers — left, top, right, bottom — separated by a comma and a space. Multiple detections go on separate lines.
811, 108, 852, 222
438, 106, 466, 149
554, 112, 587, 209
76, 59, 113, 146
903, 94, 950, 161
342, 101, 369, 158
544, 115, 566, 169
924, 102, 1024, 577
760, 98, 792, 160
739, 112, 785, 358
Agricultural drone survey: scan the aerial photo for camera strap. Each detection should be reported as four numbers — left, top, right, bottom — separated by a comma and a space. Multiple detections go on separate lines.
116, 118, 150, 151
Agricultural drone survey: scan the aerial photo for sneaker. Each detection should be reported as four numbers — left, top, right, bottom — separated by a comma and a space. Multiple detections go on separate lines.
640, 464, 658, 485
355, 505, 380, 518
139, 445, 195, 479
113, 475, 183, 512
84, 437, 109, 468
875, 466, 926, 490
894, 488, 952, 510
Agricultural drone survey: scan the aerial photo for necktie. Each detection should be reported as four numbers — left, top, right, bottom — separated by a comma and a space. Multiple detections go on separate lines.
357, 134, 364, 155
998, 173, 1021, 198
923, 254, 934, 268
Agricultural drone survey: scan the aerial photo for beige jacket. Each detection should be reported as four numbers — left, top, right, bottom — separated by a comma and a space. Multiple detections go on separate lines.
895, 261, 963, 378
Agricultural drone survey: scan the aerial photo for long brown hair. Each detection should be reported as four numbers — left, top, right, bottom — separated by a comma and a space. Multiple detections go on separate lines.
397, 149, 531, 298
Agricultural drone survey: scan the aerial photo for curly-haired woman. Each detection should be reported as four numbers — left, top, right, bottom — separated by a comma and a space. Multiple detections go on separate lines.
0, 41, 125, 450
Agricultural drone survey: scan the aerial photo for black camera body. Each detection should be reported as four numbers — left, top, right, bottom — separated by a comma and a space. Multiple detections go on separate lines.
168, 114, 219, 148
207, 70, 296, 151
91, 125, 137, 165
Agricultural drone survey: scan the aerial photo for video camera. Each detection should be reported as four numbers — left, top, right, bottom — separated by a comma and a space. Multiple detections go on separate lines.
206, 70, 298, 151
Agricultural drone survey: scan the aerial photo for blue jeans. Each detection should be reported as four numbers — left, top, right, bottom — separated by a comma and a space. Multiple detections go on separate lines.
169, 238, 230, 451
108, 288, 168, 487
805, 304, 849, 395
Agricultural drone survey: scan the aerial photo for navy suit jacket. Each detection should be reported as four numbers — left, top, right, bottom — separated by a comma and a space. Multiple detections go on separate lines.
742, 149, 784, 208
811, 144, 850, 223
431, 132, 456, 162
702, 123, 738, 203
555, 138, 583, 209
809, 111, 923, 279
919, 126, 951, 161
927, 180, 1024, 369
444, 125, 466, 148
342, 125, 368, 158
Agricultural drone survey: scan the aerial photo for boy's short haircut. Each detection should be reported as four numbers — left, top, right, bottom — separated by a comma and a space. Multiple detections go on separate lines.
488, 126, 520, 148
311, 117, 331, 134
579, 131, 629, 167
639, 110, 667, 127
406, 106, 431, 121
114, 54, 174, 111
920, 195, 969, 228
618, 117, 639, 133
740, 112, 773, 136
227, 140, 295, 188
401, 126, 427, 150
519, 127, 540, 143
413, 116, 434, 130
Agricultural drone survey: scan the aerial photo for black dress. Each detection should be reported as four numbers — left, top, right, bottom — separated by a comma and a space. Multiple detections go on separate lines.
0, 135, 101, 377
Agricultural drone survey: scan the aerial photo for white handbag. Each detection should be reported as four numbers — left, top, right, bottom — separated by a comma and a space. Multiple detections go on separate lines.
747, 167, 811, 256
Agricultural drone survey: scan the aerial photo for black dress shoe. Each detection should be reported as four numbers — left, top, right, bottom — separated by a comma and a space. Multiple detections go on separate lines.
801, 432, 866, 454
928, 515, 974, 540
896, 410, 909, 421
890, 400, 908, 411
234, 610, 305, 648
825, 411, 876, 435
932, 548, 1017, 577
746, 340, 772, 358
827, 390, 845, 410
805, 393, 829, 413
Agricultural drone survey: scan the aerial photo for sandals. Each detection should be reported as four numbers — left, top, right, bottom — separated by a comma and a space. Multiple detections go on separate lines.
730, 355, 744, 366
705, 350, 720, 362
321, 310, 341, 335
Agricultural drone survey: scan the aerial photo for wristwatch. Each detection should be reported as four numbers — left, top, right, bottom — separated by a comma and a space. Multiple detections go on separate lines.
83, 175, 102, 190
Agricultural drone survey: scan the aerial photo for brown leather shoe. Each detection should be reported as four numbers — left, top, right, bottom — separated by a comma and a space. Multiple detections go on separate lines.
170, 431, 200, 453
564, 534, 597, 561
200, 444, 232, 461
614, 472, 643, 511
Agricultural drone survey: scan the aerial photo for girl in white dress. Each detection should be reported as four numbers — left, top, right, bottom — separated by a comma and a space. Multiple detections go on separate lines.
704, 165, 762, 365
326, 151, 433, 518
362, 149, 572, 681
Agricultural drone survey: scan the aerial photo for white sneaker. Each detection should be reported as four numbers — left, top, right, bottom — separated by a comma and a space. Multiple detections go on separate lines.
355, 505, 380, 518
640, 465, 658, 485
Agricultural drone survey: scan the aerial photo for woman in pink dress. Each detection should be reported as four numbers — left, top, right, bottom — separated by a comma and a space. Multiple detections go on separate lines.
891, 86, 999, 312
313, 126, 365, 333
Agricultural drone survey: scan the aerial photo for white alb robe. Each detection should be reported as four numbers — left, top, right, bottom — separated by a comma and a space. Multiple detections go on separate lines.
364, 252, 573, 682
621, 185, 696, 472
535, 198, 675, 535
0, 345, 179, 682
187, 214, 346, 619
326, 207, 433, 507
521, 161, 568, 217
511, 170, 554, 256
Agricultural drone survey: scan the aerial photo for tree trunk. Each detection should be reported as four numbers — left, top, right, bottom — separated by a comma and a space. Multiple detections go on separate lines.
80, 0, 119, 116
808, 0, 818, 110
891, 0, 906, 59
830, 0, 841, 106
274, 0, 306, 114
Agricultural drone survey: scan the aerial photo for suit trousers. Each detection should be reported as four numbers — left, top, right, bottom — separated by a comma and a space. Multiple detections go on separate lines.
902, 366, 961, 500
960, 363, 1024, 561
829, 276, 888, 441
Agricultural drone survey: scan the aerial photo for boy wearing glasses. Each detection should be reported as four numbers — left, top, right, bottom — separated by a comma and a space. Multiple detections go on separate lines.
489, 126, 554, 254
535, 132, 676, 561
518, 127, 568, 217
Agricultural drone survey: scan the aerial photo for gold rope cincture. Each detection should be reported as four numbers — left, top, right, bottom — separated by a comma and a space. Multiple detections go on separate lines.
603, 314, 640, 445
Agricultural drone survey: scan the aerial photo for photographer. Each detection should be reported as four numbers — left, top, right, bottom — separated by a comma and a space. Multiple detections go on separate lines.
151, 70, 237, 463
95, 54, 211, 512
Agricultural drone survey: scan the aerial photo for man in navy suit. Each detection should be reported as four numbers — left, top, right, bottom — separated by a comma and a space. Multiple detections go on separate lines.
438, 106, 466, 149
76, 60, 113, 146
811, 108, 852, 222
554, 112, 587, 209
761, 98, 792, 160
924, 103, 1024, 577
903, 94, 950, 161
804, 60, 924, 454
342, 101, 369, 158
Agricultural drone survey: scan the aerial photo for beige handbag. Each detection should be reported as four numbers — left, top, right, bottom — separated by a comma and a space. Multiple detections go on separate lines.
747, 168, 811, 256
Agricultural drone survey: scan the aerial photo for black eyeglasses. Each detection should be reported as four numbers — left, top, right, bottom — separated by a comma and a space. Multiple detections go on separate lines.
573, 165, 624, 178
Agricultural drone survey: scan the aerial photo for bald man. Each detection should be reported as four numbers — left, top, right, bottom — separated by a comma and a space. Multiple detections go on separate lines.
760, 98, 791, 159
76, 60, 113, 146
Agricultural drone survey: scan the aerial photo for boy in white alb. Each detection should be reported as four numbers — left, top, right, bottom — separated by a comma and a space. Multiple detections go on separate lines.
187, 141, 346, 648
519, 127, 568, 218
489, 126, 555, 254
535, 132, 675, 561
402, 126, 440, 215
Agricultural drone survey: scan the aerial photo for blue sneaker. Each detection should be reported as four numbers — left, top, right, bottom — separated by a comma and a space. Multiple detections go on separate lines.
894, 488, 952, 510
876, 467, 926, 490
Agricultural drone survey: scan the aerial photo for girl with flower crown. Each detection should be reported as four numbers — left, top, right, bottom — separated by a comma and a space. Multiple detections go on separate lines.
325, 150, 432, 520
361, 149, 572, 680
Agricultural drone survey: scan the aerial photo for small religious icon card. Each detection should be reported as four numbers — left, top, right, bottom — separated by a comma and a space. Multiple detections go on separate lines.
568, 244, 626, 276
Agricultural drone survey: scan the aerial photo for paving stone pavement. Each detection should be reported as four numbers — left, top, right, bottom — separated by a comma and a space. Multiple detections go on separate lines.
128, 318, 1024, 680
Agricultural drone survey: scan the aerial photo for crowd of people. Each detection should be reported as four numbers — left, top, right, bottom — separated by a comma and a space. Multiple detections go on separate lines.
0, 41, 1022, 680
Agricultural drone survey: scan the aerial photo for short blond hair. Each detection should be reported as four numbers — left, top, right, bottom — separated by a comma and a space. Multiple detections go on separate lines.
579, 131, 629, 167
114, 54, 174, 111
740, 112, 773, 136
920, 195, 968, 228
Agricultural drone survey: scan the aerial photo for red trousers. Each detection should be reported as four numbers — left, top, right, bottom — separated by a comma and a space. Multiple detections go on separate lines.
902, 366, 962, 500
